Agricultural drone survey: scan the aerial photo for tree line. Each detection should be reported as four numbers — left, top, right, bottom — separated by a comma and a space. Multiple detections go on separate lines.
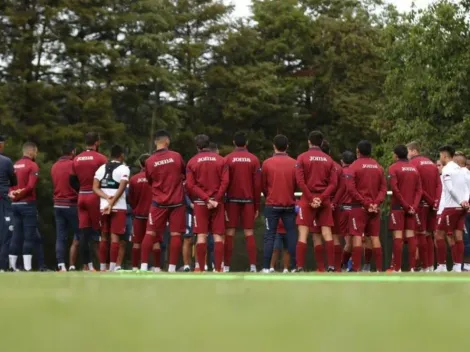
1, 0, 470, 265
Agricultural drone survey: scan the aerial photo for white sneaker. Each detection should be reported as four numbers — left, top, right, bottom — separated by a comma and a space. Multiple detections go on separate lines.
204, 265, 208, 271
250, 265, 257, 273
262, 269, 270, 274
435, 264, 447, 272
410, 268, 415, 273
362, 264, 371, 272
394, 270, 402, 273
223, 266, 230, 273
463, 264, 470, 271
269, 268, 275, 273
283, 269, 289, 274
453, 264, 462, 273
426, 266, 434, 272
114, 266, 122, 272
153, 267, 162, 273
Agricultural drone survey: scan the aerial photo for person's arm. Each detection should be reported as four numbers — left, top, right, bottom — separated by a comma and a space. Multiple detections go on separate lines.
434, 170, 443, 209
345, 167, 368, 208
412, 175, 423, 211
69, 162, 80, 192
253, 158, 262, 212
186, 164, 210, 202
320, 163, 338, 201
261, 162, 268, 197
109, 179, 128, 209
93, 178, 109, 202
389, 167, 411, 211
374, 170, 387, 206
295, 156, 314, 201
6, 160, 17, 187
215, 161, 229, 202
443, 171, 463, 205
128, 180, 137, 210
15, 164, 39, 200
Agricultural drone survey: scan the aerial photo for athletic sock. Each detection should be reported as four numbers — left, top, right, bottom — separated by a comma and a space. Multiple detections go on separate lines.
334, 245, 343, 272
140, 234, 154, 267
132, 247, 140, 268
245, 235, 257, 266
455, 240, 464, 265
110, 242, 119, 265
169, 235, 182, 267
153, 248, 161, 269
364, 248, 372, 265
314, 244, 325, 272
214, 242, 224, 272
407, 236, 417, 270
224, 236, 234, 267
325, 240, 335, 268
417, 234, 428, 269
8, 255, 17, 271
196, 243, 207, 271
109, 262, 116, 271
392, 238, 403, 271
23, 255, 32, 271
351, 246, 362, 271
99, 240, 109, 266
296, 241, 307, 269
373, 247, 383, 272
436, 239, 447, 265
427, 236, 435, 268
100, 263, 106, 271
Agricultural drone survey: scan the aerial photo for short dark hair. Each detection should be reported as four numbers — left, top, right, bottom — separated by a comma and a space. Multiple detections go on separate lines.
308, 131, 324, 147
195, 134, 210, 150
406, 141, 420, 152
0, 135, 5, 143
208, 142, 218, 152
393, 145, 408, 159
110, 144, 125, 159
320, 140, 330, 154
23, 141, 37, 150
273, 134, 288, 152
341, 150, 356, 165
357, 140, 372, 157
439, 145, 455, 158
153, 129, 170, 141
62, 142, 75, 156
233, 132, 247, 147
85, 132, 100, 146
138, 153, 150, 167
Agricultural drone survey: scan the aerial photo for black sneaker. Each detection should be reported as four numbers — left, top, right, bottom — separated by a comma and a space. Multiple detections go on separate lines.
327, 266, 335, 272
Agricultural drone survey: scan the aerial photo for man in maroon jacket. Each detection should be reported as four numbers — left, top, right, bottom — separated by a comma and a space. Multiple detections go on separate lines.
261, 135, 297, 273
71, 132, 107, 270
407, 141, 441, 272
8, 142, 40, 271
388, 145, 422, 272
141, 130, 186, 273
186, 134, 229, 272
224, 131, 261, 273
128, 154, 152, 271
295, 131, 337, 272
51, 142, 79, 271
346, 140, 387, 272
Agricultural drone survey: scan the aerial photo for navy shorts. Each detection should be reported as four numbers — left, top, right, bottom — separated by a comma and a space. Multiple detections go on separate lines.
73, 229, 100, 242
273, 234, 288, 250
184, 211, 193, 238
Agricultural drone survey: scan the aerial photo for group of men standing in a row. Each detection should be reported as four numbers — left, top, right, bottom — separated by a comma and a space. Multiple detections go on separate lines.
0, 130, 468, 272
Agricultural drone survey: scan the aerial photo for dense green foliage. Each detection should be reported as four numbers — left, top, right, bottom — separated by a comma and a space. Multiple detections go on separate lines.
1, 0, 469, 266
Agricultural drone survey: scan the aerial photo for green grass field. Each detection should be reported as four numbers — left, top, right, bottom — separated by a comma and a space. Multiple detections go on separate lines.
2, 272, 470, 351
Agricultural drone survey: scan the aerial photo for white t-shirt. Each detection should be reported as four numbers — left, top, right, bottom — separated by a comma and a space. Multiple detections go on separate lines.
94, 162, 130, 211
441, 161, 469, 209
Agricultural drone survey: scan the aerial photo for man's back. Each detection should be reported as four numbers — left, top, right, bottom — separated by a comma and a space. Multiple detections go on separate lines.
225, 148, 260, 201
13, 157, 39, 202
442, 161, 468, 207
348, 157, 386, 206
409, 155, 441, 205
145, 149, 185, 205
262, 153, 296, 207
186, 151, 228, 201
51, 157, 77, 205
0, 154, 14, 196
295, 147, 336, 201
128, 171, 152, 216
73, 150, 107, 191
94, 161, 130, 210
388, 161, 421, 209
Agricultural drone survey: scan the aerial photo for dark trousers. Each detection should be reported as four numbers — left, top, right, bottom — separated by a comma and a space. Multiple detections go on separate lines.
263, 206, 297, 270
54, 206, 79, 265
10, 203, 38, 256
0, 197, 12, 269
35, 229, 45, 269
